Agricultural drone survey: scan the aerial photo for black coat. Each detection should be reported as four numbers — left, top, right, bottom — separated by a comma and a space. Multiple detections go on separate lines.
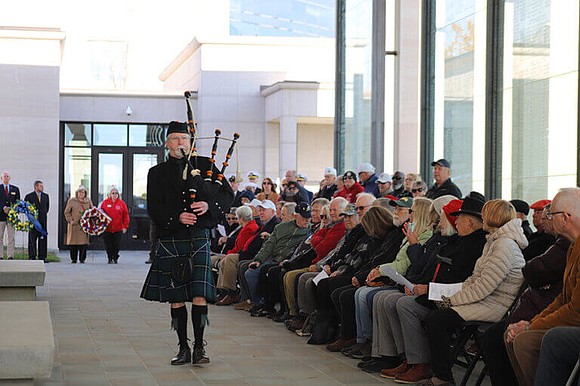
147, 155, 234, 239
24, 191, 49, 226
425, 178, 462, 199
508, 236, 570, 323
0, 184, 20, 221
354, 226, 405, 284
523, 230, 556, 261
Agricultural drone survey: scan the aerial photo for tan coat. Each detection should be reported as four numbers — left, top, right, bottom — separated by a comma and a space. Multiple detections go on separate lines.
64, 197, 93, 245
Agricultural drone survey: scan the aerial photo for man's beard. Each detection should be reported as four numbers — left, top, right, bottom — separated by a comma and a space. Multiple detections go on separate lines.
393, 216, 404, 227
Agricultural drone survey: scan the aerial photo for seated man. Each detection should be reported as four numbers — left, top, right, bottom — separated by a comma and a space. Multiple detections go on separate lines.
232, 200, 281, 310
245, 202, 311, 316
506, 188, 580, 386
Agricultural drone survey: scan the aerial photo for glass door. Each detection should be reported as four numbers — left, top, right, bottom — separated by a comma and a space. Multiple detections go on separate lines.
92, 147, 163, 250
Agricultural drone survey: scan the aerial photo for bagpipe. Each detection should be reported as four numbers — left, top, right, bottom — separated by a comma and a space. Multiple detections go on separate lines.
180, 91, 240, 206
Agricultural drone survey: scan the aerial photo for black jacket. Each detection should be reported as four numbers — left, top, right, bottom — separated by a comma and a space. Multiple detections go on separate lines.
24, 191, 49, 226
425, 178, 462, 199
0, 184, 20, 221
523, 230, 556, 261
354, 226, 405, 284
147, 155, 234, 239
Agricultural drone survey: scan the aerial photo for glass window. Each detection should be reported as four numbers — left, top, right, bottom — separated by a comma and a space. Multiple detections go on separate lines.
433, 0, 487, 194
98, 153, 124, 205
64, 148, 91, 202
383, 0, 397, 173
344, 0, 373, 170
501, 0, 579, 202
129, 124, 166, 147
94, 124, 128, 146
230, 0, 335, 37
64, 123, 92, 146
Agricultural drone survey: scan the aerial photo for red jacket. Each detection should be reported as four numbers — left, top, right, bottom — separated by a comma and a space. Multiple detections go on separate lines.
100, 198, 130, 233
228, 220, 259, 254
334, 183, 364, 203
311, 220, 347, 263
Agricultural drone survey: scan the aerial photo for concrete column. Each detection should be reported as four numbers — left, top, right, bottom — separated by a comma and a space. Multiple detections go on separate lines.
279, 115, 298, 178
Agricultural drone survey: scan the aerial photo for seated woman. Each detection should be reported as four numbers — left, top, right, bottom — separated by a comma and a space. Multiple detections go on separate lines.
215, 206, 259, 306
334, 171, 364, 203
419, 199, 528, 386
256, 177, 279, 203
328, 198, 436, 353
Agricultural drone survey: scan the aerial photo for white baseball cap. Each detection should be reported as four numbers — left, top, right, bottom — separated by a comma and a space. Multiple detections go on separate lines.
244, 199, 262, 208
377, 173, 392, 183
323, 167, 337, 176
257, 200, 276, 210
357, 162, 375, 174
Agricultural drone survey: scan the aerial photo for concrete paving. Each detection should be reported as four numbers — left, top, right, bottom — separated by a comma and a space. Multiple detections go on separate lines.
1, 250, 489, 386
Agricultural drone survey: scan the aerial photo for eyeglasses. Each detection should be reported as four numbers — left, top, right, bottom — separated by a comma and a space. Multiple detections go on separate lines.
343, 176, 355, 180
356, 205, 371, 212
545, 211, 569, 220
226, 217, 237, 221
392, 176, 403, 180
378, 181, 390, 185
282, 184, 287, 188
320, 215, 328, 219
411, 188, 423, 193
167, 135, 191, 142
263, 182, 272, 185
111, 192, 119, 195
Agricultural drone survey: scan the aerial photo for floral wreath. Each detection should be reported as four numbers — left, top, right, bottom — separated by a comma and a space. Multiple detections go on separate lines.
7, 200, 38, 232
80, 207, 112, 236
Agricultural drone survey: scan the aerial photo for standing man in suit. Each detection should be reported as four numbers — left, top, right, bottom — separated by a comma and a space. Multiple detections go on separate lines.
0, 171, 20, 260
25, 180, 49, 262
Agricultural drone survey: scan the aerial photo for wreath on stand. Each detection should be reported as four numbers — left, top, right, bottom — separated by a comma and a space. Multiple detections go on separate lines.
7, 200, 39, 232
80, 207, 112, 236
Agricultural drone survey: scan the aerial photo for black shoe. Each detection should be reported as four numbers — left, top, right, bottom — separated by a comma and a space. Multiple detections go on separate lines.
248, 305, 262, 314
192, 346, 209, 364
107, 258, 112, 264
71, 260, 77, 264
251, 308, 274, 317
273, 312, 291, 323
7, 257, 13, 260
358, 356, 400, 373
171, 347, 191, 365
145, 259, 154, 264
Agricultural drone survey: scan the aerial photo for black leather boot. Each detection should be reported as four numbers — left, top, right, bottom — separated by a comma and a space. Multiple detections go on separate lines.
192, 346, 209, 364
171, 345, 191, 365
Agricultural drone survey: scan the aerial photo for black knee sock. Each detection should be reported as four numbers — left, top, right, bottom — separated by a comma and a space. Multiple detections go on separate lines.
171, 306, 189, 348
191, 305, 208, 349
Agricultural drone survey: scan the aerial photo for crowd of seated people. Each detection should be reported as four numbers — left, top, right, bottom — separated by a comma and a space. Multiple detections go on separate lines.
206, 160, 580, 386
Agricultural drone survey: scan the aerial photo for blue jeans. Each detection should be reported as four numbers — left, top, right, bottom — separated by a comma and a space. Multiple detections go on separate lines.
354, 286, 395, 343
245, 265, 265, 305
535, 326, 580, 386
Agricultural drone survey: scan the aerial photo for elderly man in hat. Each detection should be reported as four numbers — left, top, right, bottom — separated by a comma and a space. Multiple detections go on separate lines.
425, 159, 462, 199
315, 167, 338, 200
140, 121, 234, 366
376, 173, 394, 198
297, 174, 314, 202
357, 163, 381, 198
522, 199, 556, 261
510, 199, 533, 239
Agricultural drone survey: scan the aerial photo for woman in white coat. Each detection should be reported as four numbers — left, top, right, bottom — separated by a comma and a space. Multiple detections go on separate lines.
417, 199, 527, 386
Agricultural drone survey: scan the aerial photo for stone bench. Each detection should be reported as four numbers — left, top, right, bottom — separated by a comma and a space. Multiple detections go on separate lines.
0, 260, 46, 300
0, 301, 55, 380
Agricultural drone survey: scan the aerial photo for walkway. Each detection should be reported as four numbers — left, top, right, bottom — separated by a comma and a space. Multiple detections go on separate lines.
4, 251, 487, 386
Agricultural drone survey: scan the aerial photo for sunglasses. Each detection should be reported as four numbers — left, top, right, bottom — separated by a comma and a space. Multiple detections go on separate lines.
356, 205, 371, 211
411, 188, 423, 193
392, 176, 403, 180
343, 176, 355, 180
263, 182, 272, 185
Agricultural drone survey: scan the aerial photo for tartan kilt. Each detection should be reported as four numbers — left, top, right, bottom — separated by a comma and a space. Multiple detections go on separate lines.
140, 229, 216, 303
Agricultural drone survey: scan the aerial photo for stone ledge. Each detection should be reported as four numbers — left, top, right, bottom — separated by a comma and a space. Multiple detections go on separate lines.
0, 301, 54, 379
0, 260, 46, 287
